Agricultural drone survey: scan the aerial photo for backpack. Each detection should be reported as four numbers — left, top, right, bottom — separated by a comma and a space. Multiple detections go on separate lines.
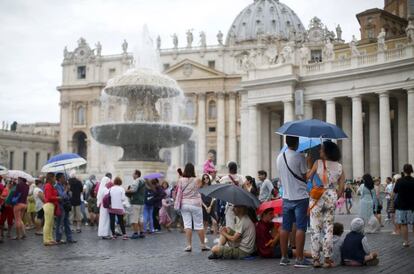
102, 190, 111, 209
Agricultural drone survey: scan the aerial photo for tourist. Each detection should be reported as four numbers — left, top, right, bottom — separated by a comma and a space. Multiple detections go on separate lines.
393, 164, 414, 247
201, 174, 218, 236
159, 185, 173, 232
43, 172, 59, 246
389, 174, 401, 235
26, 181, 36, 230
374, 178, 384, 226
32, 179, 44, 235
83, 175, 97, 202
243, 176, 258, 197
68, 170, 83, 233
358, 174, 378, 233
0, 181, 15, 240
177, 163, 209, 252
108, 177, 128, 240
219, 161, 244, 230
87, 188, 99, 227
55, 173, 76, 244
384, 177, 393, 221
143, 179, 156, 233
344, 183, 353, 214
331, 222, 344, 267
341, 217, 379, 266
276, 136, 311, 268
306, 141, 345, 268
258, 170, 274, 202
208, 205, 255, 260
203, 152, 217, 176
97, 173, 112, 239
126, 170, 145, 239
12, 177, 30, 240
152, 179, 165, 232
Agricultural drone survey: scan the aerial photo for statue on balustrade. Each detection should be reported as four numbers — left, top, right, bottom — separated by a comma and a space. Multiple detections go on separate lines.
217, 30, 223, 45
186, 29, 193, 48
279, 42, 294, 63
324, 39, 335, 61
95, 42, 102, 56
265, 44, 278, 65
200, 31, 207, 48
122, 39, 128, 54
156, 35, 161, 50
377, 28, 387, 52
172, 33, 178, 49
350, 35, 360, 57
406, 20, 414, 44
299, 44, 310, 65
336, 24, 343, 41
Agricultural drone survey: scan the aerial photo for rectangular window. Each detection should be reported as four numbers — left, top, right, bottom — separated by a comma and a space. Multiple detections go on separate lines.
47, 153, 51, 161
310, 50, 322, 63
208, 127, 216, 132
163, 63, 170, 71
9, 151, 14, 170
208, 60, 215, 69
23, 152, 27, 170
77, 66, 86, 79
35, 152, 40, 171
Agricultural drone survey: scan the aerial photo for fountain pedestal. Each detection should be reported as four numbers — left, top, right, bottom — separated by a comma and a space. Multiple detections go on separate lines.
114, 161, 168, 185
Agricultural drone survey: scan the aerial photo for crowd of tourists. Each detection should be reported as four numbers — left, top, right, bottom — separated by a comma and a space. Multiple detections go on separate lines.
0, 136, 413, 268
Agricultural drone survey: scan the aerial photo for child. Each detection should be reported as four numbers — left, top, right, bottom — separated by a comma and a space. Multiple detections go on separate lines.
331, 222, 344, 266
336, 194, 346, 215
159, 196, 172, 232
341, 218, 379, 266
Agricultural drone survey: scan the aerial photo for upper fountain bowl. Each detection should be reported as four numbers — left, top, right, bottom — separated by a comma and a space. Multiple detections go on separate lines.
105, 68, 182, 98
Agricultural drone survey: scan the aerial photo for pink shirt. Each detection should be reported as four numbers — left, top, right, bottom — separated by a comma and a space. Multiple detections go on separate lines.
203, 159, 216, 174
179, 177, 202, 207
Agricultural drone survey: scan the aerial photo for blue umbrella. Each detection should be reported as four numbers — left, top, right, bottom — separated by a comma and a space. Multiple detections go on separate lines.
276, 119, 347, 139
143, 172, 164, 180
281, 137, 321, 153
41, 153, 87, 173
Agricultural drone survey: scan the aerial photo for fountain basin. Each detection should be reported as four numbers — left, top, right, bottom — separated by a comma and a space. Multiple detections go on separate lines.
90, 122, 193, 161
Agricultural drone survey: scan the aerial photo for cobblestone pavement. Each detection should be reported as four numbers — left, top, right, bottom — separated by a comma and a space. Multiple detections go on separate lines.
1, 200, 413, 274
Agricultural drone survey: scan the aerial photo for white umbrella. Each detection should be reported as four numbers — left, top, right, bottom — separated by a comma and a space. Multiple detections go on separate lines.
7, 170, 35, 182
0, 165, 7, 176
41, 153, 87, 173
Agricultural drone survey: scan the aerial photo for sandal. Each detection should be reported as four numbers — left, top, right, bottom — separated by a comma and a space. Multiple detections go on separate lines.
122, 235, 129, 240
313, 259, 322, 268
44, 241, 57, 246
323, 258, 334, 268
184, 246, 192, 252
403, 242, 410, 247
201, 245, 211, 251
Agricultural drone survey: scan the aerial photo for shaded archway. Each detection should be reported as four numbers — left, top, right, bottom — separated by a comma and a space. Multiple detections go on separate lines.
73, 131, 87, 159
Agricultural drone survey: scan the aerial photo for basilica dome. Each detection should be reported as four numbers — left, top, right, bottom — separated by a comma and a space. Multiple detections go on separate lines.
227, 0, 306, 44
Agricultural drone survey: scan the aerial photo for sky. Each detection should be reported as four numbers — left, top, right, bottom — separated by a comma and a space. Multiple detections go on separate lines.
0, 0, 383, 124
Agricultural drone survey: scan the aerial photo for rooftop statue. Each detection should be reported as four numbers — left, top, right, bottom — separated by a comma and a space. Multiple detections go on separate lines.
172, 33, 178, 49
186, 29, 193, 48
377, 28, 387, 52
156, 35, 161, 50
324, 39, 335, 61
217, 30, 224, 45
406, 20, 414, 44
350, 35, 360, 57
200, 31, 207, 48
96, 42, 102, 56
336, 24, 343, 41
122, 39, 128, 53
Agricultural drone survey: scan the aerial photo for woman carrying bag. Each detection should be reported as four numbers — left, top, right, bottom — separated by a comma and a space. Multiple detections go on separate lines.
306, 141, 345, 268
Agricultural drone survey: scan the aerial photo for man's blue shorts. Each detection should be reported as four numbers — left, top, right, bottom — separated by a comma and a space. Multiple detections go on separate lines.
282, 198, 309, 232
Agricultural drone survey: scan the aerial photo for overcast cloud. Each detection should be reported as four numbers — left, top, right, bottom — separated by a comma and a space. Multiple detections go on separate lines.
0, 0, 383, 124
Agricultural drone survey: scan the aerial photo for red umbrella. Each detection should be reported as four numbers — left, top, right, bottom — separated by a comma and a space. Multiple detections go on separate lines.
257, 199, 283, 215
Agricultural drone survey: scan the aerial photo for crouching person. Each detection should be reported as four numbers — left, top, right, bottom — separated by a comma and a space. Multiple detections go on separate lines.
341, 218, 379, 266
208, 205, 255, 259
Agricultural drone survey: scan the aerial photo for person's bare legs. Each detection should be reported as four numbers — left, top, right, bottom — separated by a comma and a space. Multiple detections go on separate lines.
295, 230, 306, 260
290, 224, 297, 248
211, 235, 227, 254
197, 229, 206, 246
280, 229, 290, 258
401, 224, 409, 245
185, 228, 192, 247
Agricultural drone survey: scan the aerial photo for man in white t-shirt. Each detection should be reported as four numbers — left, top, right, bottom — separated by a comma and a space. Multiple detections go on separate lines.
276, 135, 311, 268
219, 161, 244, 230
258, 170, 274, 202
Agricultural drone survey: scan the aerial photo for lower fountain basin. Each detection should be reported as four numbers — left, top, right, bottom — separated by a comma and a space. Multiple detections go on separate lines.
90, 122, 193, 161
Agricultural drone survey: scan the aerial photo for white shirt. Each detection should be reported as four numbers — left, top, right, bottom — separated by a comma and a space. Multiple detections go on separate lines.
276, 149, 308, 200
33, 186, 44, 212
219, 174, 245, 186
109, 185, 126, 210
259, 179, 274, 202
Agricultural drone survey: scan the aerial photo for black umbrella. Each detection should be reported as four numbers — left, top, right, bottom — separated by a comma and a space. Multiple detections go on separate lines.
199, 184, 260, 208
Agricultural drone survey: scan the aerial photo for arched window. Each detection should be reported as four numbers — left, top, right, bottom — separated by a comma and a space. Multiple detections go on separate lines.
72, 131, 87, 160
76, 106, 85, 125
208, 100, 217, 120
162, 103, 172, 122
185, 100, 194, 120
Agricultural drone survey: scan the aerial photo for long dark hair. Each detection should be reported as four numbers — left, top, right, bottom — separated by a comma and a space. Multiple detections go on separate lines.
182, 163, 196, 178
201, 174, 211, 186
362, 174, 374, 190
322, 140, 341, 161
245, 175, 258, 196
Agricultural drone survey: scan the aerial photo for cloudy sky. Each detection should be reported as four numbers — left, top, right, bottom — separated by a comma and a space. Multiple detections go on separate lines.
0, 0, 383, 124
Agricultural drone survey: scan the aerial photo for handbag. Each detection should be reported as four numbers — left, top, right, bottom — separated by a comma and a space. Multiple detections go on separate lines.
308, 160, 328, 213
174, 179, 190, 211
102, 189, 111, 209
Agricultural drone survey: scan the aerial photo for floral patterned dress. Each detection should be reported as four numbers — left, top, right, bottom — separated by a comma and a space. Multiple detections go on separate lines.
310, 160, 343, 261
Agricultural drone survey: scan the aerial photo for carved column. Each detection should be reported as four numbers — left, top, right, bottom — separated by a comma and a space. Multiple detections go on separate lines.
59, 101, 70, 153
197, 94, 206, 169
89, 99, 101, 172
270, 112, 282, 178
407, 88, 414, 165
216, 92, 226, 169
352, 95, 364, 179
228, 92, 237, 163
341, 101, 352, 179
240, 92, 249, 175
304, 101, 313, 120
171, 97, 181, 169
248, 104, 259, 176
379, 92, 392, 180
325, 98, 336, 124
283, 100, 294, 123
368, 98, 380, 177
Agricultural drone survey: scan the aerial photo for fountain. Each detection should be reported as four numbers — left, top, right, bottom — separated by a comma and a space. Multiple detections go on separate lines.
90, 28, 193, 179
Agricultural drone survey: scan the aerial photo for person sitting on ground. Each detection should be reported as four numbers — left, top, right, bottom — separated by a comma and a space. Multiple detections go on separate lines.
341, 217, 379, 266
331, 222, 344, 267
256, 208, 311, 259
209, 205, 256, 260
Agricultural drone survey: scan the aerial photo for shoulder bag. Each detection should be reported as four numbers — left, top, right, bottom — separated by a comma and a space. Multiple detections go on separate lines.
102, 189, 112, 209
174, 178, 191, 211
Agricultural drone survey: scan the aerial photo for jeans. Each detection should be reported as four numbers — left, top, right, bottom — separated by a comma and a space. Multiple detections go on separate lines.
282, 198, 309, 232
55, 209, 73, 242
109, 214, 126, 235
143, 205, 154, 232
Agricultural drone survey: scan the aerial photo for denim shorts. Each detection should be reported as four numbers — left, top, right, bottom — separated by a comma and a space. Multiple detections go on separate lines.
395, 210, 414, 225
282, 198, 309, 232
